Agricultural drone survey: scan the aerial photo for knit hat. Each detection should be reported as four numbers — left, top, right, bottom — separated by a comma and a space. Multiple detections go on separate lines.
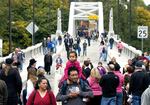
29, 58, 36, 65
5, 58, 13, 65
135, 61, 143, 68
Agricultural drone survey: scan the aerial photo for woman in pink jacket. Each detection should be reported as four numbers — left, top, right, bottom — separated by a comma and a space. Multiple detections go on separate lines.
87, 68, 102, 105
113, 68, 124, 105
117, 41, 124, 56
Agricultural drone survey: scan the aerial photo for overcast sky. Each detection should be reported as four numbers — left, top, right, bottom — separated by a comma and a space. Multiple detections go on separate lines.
143, 0, 150, 5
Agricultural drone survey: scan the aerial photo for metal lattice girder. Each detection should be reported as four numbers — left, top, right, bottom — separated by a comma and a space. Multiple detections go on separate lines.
68, 2, 104, 37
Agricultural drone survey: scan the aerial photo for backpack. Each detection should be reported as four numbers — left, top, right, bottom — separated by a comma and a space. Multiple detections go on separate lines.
102, 47, 106, 53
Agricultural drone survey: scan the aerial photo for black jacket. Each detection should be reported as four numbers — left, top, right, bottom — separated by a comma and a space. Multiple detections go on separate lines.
82, 67, 91, 79
0, 80, 8, 105
100, 72, 119, 97
129, 70, 149, 96
44, 54, 53, 65
0, 67, 22, 104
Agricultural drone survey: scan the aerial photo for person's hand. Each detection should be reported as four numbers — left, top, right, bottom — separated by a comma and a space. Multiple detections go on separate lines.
68, 92, 79, 98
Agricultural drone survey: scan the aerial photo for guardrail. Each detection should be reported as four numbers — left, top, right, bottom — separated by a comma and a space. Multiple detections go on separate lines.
113, 35, 142, 59
0, 43, 43, 63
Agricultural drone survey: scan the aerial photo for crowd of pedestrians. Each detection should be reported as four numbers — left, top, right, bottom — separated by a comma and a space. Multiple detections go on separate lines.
1, 32, 150, 105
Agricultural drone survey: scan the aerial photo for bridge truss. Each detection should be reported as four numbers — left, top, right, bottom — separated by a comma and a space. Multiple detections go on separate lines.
68, 2, 104, 38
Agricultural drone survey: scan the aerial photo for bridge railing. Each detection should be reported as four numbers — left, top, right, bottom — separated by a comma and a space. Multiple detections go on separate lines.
113, 35, 142, 59
0, 43, 43, 63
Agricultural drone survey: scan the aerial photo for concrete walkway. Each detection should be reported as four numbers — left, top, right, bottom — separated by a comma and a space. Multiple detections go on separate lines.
20, 39, 130, 104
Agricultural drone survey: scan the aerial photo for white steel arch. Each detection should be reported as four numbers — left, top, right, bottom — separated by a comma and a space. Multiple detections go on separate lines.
68, 2, 104, 37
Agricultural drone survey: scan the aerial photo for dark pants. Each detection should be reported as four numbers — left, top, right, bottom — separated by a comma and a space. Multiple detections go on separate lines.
45, 63, 51, 74
7, 97, 18, 105
87, 95, 102, 105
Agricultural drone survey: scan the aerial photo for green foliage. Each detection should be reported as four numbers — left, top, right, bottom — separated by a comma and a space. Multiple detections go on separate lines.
0, 0, 69, 55
99, 0, 150, 51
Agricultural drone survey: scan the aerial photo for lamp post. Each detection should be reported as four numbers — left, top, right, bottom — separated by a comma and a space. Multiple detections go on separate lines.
117, 0, 120, 35
8, 0, 12, 53
129, 0, 132, 42
48, 0, 51, 34
32, 0, 35, 45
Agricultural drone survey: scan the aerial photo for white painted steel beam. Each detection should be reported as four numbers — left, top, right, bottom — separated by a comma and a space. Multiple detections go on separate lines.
68, 2, 104, 37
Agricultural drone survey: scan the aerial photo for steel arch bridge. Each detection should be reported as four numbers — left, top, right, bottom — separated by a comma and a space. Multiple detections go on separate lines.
68, 2, 104, 38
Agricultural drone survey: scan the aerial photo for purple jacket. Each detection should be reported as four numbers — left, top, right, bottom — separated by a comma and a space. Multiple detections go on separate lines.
97, 66, 106, 76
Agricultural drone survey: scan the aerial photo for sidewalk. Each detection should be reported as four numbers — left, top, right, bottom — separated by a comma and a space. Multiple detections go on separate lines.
20, 39, 130, 105
108, 45, 130, 73
20, 44, 64, 84
51, 40, 130, 95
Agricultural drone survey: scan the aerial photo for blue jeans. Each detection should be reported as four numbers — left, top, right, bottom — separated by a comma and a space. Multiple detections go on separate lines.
18, 62, 23, 71
99, 52, 107, 61
116, 92, 123, 105
101, 96, 116, 105
53, 46, 57, 53
43, 47, 47, 55
131, 95, 141, 105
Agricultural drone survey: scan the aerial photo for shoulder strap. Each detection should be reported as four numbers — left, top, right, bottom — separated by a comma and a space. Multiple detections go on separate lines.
61, 80, 67, 95
32, 90, 37, 105
80, 79, 86, 91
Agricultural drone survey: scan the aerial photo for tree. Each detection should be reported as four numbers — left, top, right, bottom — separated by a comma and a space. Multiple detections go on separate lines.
0, 0, 69, 55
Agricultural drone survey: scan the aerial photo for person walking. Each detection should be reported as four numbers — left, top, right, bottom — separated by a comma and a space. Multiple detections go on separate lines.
87, 68, 102, 105
99, 41, 107, 61
44, 51, 53, 75
113, 67, 124, 105
42, 37, 47, 55
11, 48, 22, 70
87, 35, 91, 46
83, 40, 87, 56
56, 66, 93, 105
18, 47, 25, 71
117, 41, 124, 56
47, 37, 54, 53
99, 64, 119, 105
141, 85, 150, 105
52, 37, 57, 53
128, 60, 149, 105
0, 58, 22, 105
77, 44, 81, 56
82, 60, 91, 79
58, 35, 62, 45
109, 36, 114, 49
27, 58, 37, 79
26, 77, 57, 105
97, 62, 106, 76
55, 54, 63, 70
0, 79, 8, 105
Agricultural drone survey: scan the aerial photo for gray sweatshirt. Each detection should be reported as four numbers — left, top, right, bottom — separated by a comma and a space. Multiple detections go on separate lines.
56, 79, 93, 105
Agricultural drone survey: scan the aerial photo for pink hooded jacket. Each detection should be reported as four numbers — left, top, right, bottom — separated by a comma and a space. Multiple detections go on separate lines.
58, 60, 85, 88
64, 60, 83, 79
87, 77, 102, 96
117, 42, 124, 50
